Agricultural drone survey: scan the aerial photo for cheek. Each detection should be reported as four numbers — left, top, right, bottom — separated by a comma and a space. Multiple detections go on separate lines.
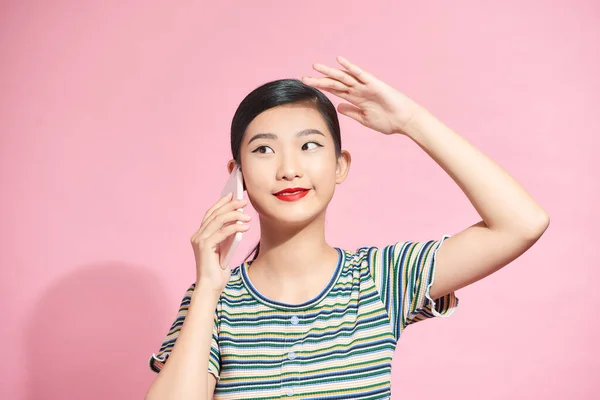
308, 159, 338, 187
240, 164, 266, 194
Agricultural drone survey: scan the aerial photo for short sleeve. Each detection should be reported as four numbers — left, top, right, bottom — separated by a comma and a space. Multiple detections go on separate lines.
148, 283, 221, 380
366, 234, 459, 340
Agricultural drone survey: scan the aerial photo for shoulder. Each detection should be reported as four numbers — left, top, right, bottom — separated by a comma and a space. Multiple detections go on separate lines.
341, 243, 385, 262
338, 245, 378, 271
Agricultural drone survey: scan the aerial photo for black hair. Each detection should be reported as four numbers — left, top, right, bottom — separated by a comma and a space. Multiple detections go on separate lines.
230, 78, 342, 262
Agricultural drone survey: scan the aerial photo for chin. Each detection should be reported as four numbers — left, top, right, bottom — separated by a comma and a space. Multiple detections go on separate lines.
277, 210, 322, 226
253, 195, 327, 228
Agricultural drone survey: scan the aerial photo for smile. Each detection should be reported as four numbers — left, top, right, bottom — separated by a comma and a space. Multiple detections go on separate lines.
273, 188, 310, 202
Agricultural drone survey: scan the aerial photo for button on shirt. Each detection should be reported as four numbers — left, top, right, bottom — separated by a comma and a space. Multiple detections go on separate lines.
150, 236, 459, 398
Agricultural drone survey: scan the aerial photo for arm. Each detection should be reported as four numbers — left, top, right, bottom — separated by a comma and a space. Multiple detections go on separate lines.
301, 56, 550, 299
401, 107, 550, 299
145, 286, 219, 400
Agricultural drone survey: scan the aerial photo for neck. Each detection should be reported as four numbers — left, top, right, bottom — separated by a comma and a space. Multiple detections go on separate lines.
251, 211, 336, 280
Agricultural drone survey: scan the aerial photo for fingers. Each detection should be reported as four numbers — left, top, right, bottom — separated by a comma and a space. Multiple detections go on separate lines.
302, 56, 374, 100
202, 192, 234, 225
202, 194, 247, 226
336, 56, 372, 84
209, 222, 250, 247
320, 87, 360, 104
302, 76, 349, 93
202, 197, 248, 228
303, 56, 372, 87
193, 194, 249, 243
201, 209, 250, 239
337, 103, 365, 124
311, 63, 359, 87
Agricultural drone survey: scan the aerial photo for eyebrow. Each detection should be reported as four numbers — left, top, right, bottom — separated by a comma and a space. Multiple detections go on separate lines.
247, 128, 325, 145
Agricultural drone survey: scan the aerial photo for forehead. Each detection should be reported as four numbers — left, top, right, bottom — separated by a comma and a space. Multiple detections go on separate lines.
245, 103, 331, 138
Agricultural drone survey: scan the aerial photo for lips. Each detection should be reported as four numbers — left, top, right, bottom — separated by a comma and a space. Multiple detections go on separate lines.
273, 187, 310, 202
274, 187, 310, 195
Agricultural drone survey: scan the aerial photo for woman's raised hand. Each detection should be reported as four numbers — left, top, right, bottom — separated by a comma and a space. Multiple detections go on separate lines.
301, 56, 423, 136
190, 192, 251, 293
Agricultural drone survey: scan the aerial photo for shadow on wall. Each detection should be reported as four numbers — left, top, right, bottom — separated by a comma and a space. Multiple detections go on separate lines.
25, 262, 171, 400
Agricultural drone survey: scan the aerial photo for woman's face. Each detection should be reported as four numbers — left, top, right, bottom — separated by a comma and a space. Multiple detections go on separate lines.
231, 103, 350, 227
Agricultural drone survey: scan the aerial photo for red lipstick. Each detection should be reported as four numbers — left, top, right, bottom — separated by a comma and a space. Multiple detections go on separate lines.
273, 187, 310, 202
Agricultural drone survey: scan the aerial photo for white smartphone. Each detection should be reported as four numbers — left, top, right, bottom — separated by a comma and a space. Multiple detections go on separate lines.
218, 164, 244, 268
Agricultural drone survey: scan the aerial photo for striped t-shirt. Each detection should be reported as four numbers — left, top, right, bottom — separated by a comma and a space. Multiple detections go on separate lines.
149, 235, 459, 399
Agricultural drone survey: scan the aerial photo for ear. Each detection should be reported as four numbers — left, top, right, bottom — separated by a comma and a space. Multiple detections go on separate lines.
226, 159, 236, 174
335, 150, 351, 184
227, 159, 247, 191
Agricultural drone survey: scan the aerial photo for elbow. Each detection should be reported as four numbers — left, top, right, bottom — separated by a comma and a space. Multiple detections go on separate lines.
522, 210, 550, 241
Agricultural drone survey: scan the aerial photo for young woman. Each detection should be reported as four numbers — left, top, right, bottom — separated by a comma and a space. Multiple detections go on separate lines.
145, 56, 549, 400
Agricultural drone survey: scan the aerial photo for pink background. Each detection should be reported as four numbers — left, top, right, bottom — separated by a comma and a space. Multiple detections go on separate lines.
1, 0, 598, 399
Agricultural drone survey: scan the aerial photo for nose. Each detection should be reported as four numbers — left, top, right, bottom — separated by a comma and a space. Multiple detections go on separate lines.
276, 153, 302, 181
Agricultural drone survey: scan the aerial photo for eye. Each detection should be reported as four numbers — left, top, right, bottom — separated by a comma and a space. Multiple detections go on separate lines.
252, 145, 274, 154
302, 141, 323, 151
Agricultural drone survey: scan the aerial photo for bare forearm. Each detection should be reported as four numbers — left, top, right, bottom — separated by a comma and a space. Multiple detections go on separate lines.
146, 287, 219, 400
402, 106, 549, 236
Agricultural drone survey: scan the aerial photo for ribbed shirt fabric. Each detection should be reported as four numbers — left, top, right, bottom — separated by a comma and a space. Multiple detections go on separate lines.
150, 235, 459, 399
